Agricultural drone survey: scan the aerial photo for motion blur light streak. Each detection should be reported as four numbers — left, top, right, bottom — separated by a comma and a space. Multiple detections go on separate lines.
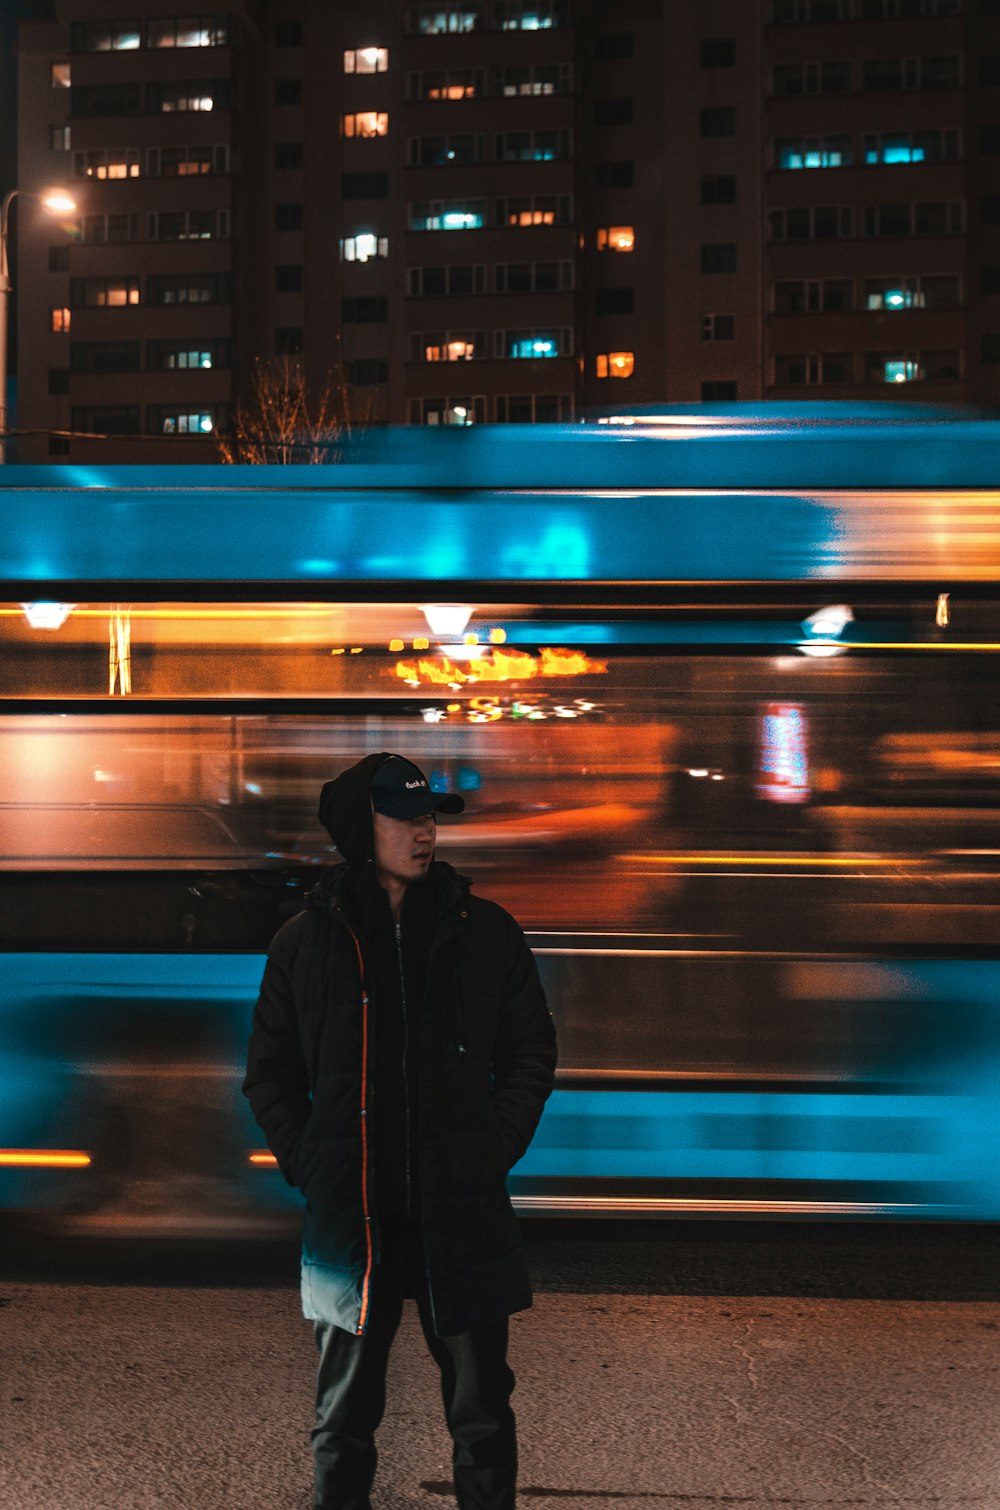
249, 1152, 278, 1166
0, 1149, 91, 1167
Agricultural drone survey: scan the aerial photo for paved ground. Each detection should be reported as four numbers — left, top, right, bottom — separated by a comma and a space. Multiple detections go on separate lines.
2, 1223, 999, 1510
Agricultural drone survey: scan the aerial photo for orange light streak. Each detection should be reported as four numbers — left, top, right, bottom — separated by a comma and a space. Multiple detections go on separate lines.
0, 1149, 91, 1167
249, 1151, 278, 1167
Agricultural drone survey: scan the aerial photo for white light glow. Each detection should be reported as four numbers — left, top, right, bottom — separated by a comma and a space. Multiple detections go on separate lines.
802, 604, 853, 638
423, 603, 474, 637
21, 601, 75, 630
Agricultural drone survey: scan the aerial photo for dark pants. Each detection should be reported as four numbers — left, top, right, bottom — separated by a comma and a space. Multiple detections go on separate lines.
312, 1223, 517, 1510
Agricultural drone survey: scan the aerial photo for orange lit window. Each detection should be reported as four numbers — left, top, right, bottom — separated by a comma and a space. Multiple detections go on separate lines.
51, 62, 71, 88
51, 307, 71, 333
342, 111, 388, 139
596, 225, 635, 252
508, 208, 555, 227
596, 352, 634, 378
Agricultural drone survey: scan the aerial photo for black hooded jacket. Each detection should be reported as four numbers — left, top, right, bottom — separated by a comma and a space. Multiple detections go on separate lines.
243, 752, 557, 1337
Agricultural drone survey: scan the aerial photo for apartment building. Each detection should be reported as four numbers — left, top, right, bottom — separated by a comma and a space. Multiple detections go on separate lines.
12, 0, 1000, 461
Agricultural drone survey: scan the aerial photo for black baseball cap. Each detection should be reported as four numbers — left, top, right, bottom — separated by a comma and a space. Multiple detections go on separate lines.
371, 755, 465, 819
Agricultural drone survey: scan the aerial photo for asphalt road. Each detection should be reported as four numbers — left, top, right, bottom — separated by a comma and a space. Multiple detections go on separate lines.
2, 1221, 999, 1510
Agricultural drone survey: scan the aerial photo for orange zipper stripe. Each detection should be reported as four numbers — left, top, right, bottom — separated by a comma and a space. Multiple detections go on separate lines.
350, 927, 374, 1336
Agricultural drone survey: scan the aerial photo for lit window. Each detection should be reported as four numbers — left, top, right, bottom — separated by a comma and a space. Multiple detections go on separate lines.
343, 111, 389, 138
495, 0, 568, 29
163, 349, 214, 370
502, 330, 561, 359
75, 149, 141, 179
149, 19, 229, 48
775, 136, 852, 169
596, 226, 635, 252
51, 63, 71, 88
866, 286, 924, 310
410, 396, 486, 426
409, 199, 485, 230
161, 410, 217, 434
412, 5, 481, 34
595, 352, 635, 378
344, 46, 389, 72
50, 307, 71, 332
885, 359, 919, 382
342, 233, 388, 261
416, 331, 480, 361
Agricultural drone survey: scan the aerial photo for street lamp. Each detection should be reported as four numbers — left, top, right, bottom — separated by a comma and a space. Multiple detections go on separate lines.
0, 187, 78, 463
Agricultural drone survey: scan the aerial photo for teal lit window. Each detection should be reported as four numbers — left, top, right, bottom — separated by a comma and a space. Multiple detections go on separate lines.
504, 330, 560, 358
776, 136, 851, 169
884, 359, 920, 382
409, 199, 485, 230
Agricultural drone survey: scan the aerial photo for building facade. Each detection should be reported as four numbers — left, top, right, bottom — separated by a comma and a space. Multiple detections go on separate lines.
12, 0, 1000, 461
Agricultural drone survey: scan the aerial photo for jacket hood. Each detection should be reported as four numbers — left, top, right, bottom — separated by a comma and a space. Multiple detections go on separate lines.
317, 752, 394, 869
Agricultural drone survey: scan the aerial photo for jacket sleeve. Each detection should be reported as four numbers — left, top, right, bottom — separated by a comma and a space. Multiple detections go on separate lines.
242, 929, 311, 1186
492, 914, 557, 1169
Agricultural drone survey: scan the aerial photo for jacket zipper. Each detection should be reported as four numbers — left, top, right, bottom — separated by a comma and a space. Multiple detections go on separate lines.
335, 909, 376, 1338
394, 917, 413, 1220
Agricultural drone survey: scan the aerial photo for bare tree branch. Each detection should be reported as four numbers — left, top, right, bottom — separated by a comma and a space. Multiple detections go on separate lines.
218, 358, 371, 464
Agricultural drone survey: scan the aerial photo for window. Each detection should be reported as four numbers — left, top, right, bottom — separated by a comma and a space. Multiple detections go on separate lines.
149, 209, 228, 239
701, 242, 737, 272
74, 148, 140, 179
343, 172, 389, 198
153, 407, 222, 435
342, 233, 388, 261
71, 83, 141, 116
275, 141, 303, 168
594, 287, 634, 315
70, 276, 141, 308
700, 39, 735, 67
410, 199, 486, 230
772, 61, 852, 96
276, 265, 304, 293
275, 79, 302, 105
342, 297, 389, 322
343, 111, 388, 138
769, 207, 853, 239
79, 212, 140, 243
496, 394, 573, 421
346, 360, 389, 384
409, 134, 484, 165
408, 264, 487, 295
860, 0, 961, 14
864, 350, 960, 382
50, 125, 71, 150
701, 175, 736, 204
983, 336, 1000, 363
775, 136, 853, 169
409, 68, 484, 99
51, 307, 71, 332
595, 352, 634, 378
772, 0, 852, 18
496, 195, 572, 226
862, 56, 960, 91
71, 405, 141, 435
595, 33, 632, 59
51, 63, 71, 87
774, 353, 852, 385
147, 145, 228, 175
344, 47, 389, 73
70, 341, 141, 373
864, 274, 960, 309
147, 80, 228, 112
496, 328, 570, 358
773, 279, 853, 312
276, 20, 302, 43
147, 17, 228, 47
594, 98, 633, 126
494, 261, 573, 292
49, 245, 70, 272
701, 381, 737, 399
596, 226, 634, 251
409, 4, 482, 32
71, 20, 141, 51
495, 130, 571, 161
863, 130, 960, 164
147, 273, 229, 305
276, 327, 303, 354
700, 107, 736, 136
596, 161, 633, 188
862, 201, 965, 236
409, 396, 486, 425
494, 1, 569, 28
702, 313, 735, 340
496, 63, 571, 94
411, 330, 484, 361
146, 340, 229, 370
275, 203, 304, 231
49, 367, 70, 394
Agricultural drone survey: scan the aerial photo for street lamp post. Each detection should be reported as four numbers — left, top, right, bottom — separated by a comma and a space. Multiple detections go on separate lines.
0, 188, 77, 463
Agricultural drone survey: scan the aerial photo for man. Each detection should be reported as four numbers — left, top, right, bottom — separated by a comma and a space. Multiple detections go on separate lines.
243, 751, 557, 1510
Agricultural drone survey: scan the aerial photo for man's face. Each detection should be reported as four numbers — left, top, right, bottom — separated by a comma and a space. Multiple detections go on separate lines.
373, 809, 437, 890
